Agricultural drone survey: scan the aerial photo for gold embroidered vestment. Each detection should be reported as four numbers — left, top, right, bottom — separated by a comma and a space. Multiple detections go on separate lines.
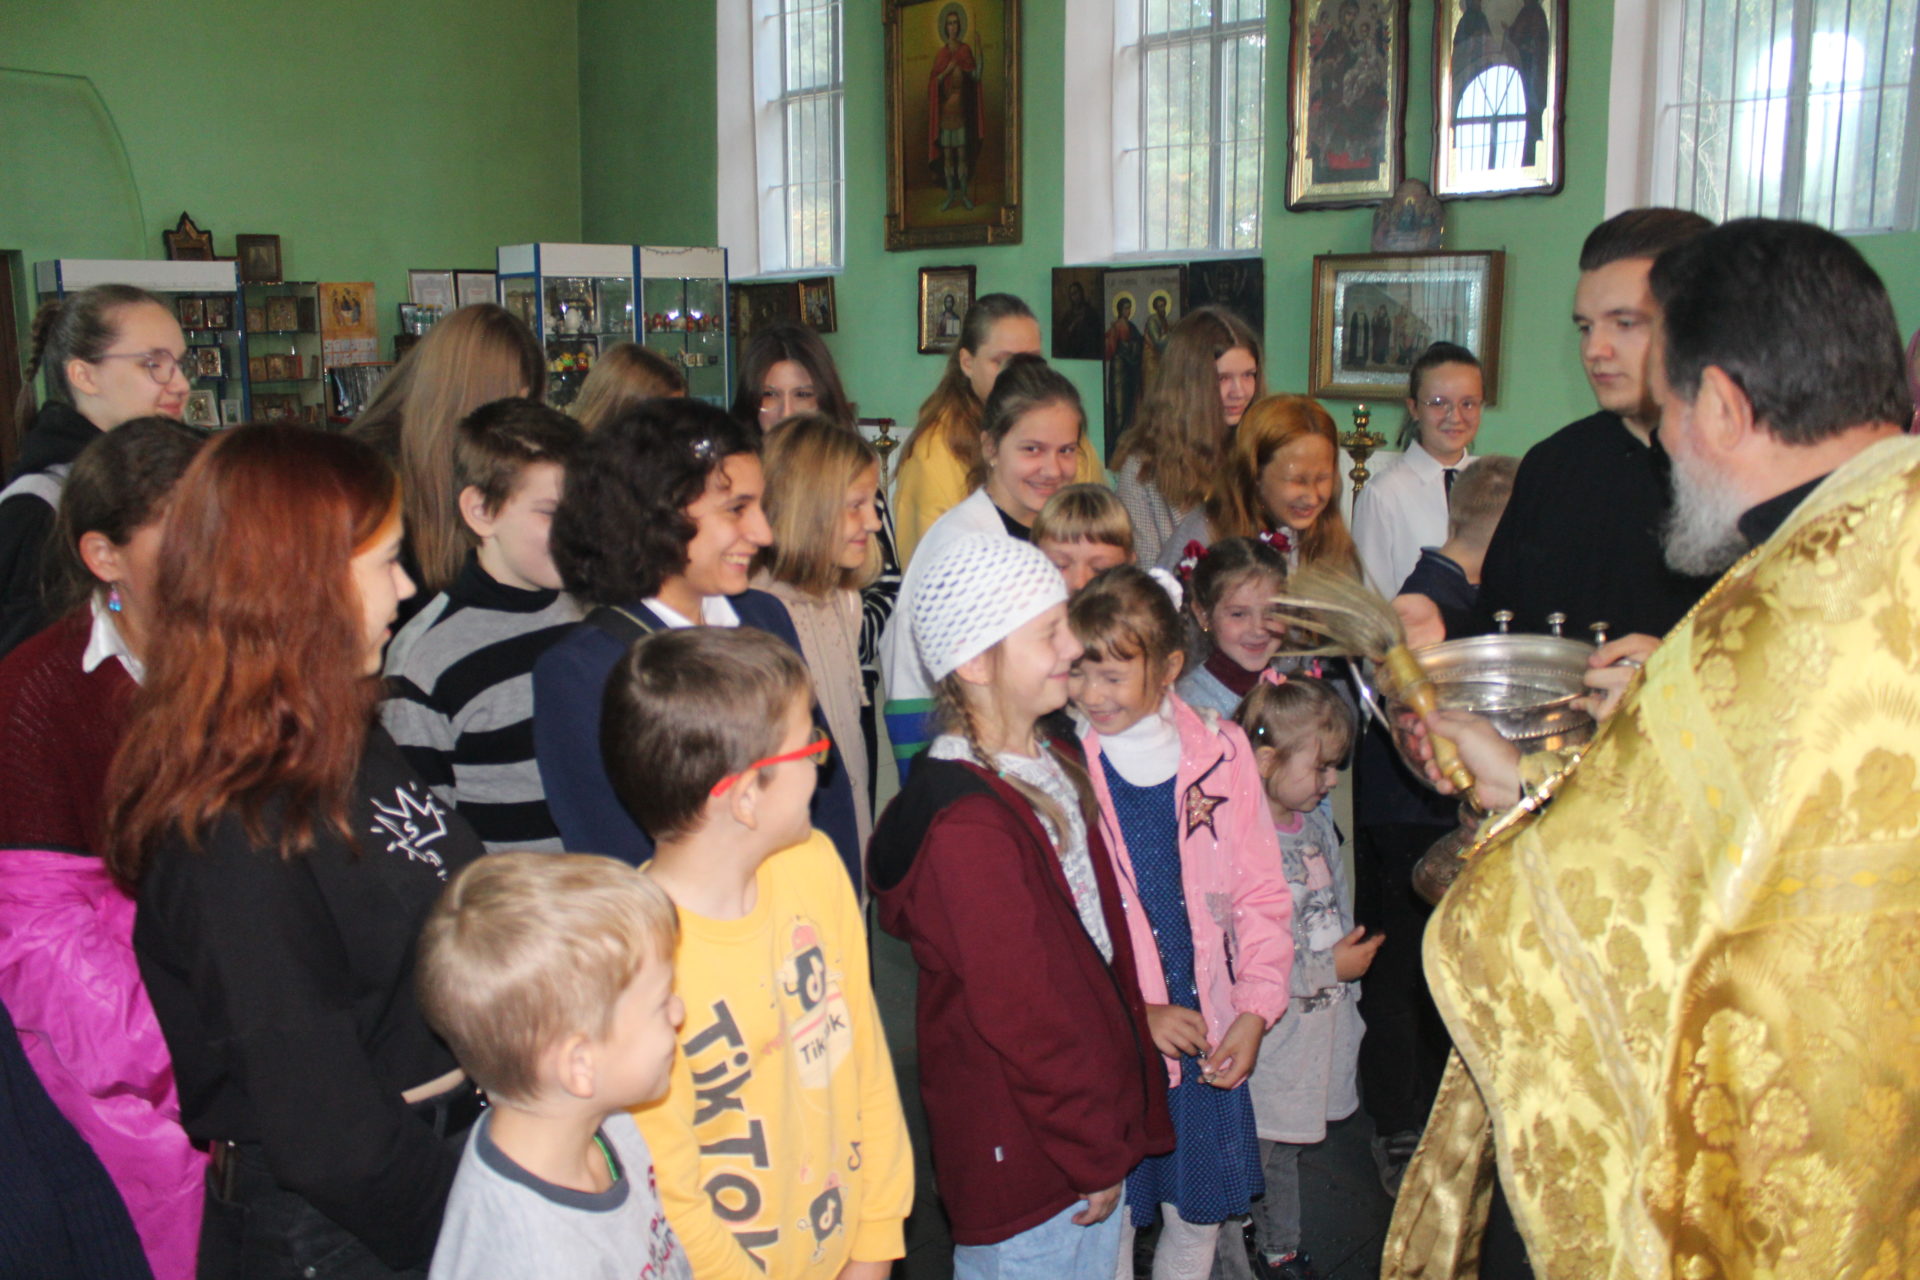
1384, 435, 1920, 1279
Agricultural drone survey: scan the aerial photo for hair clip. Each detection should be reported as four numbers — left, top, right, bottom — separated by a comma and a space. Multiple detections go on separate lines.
1257, 527, 1296, 554
1174, 540, 1206, 586
1259, 667, 1287, 687
689, 435, 720, 463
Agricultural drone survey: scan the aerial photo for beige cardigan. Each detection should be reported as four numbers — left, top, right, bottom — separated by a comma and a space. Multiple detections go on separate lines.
756, 575, 874, 854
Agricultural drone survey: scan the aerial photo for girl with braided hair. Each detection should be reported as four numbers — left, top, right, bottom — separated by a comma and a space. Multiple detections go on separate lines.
869, 533, 1171, 1280
2, 285, 190, 656
1067, 565, 1292, 1278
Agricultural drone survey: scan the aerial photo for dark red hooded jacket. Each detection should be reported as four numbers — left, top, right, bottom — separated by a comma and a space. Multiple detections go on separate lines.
870, 749, 1173, 1246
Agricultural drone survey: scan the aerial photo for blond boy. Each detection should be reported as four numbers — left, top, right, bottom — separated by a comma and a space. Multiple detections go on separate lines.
1032, 482, 1135, 594
418, 853, 689, 1279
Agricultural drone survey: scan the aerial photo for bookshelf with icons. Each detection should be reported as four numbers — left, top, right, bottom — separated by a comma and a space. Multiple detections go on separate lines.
241, 282, 325, 425
638, 246, 730, 405
497, 243, 637, 409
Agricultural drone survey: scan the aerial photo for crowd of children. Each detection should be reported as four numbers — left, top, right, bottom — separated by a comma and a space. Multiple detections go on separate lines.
0, 279, 1526, 1280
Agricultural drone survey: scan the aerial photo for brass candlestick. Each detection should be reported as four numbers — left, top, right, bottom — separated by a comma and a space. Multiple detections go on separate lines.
1340, 403, 1386, 495
863, 417, 900, 486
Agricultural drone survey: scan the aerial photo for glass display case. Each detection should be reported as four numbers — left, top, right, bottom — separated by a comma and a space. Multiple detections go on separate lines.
35, 258, 245, 428
638, 246, 730, 405
496, 243, 638, 408
242, 282, 324, 425
497, 243, 731, 409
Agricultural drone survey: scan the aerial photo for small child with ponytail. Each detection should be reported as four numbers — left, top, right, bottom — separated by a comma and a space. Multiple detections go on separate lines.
870, 534, 1171, 1280
1232, 679, 1379, 1280
1177, 536, 1289, 719
1066, 565, 1292, 1279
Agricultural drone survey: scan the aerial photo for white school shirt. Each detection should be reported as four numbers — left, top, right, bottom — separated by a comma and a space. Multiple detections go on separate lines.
81, 595, 145, 683
1351, 446, 1476, 598
641, 594, 741, 629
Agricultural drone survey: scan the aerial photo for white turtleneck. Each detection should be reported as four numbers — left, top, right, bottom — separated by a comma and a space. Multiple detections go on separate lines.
1097, 698, 1181, 787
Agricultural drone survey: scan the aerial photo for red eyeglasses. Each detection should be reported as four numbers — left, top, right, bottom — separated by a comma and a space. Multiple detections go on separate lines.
709, 734, 832, 797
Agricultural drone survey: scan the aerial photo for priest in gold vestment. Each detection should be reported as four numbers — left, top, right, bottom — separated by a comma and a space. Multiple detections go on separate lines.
1383, 219, 1920, 1279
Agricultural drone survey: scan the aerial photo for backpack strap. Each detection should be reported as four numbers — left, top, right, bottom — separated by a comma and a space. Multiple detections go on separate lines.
0, 462, 72, 509
582, 603, 664, 646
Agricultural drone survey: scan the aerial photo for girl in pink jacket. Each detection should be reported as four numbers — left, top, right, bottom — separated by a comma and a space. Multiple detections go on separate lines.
1067, 565, 1293, 1279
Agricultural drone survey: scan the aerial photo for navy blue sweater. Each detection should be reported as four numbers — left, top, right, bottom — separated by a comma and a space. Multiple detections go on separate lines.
0, 995, 152, 1279
532, 589, 863, 883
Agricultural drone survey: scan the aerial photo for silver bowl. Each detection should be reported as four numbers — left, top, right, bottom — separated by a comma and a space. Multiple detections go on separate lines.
1370, 633, 1598, 787
1359, 633, 1600, 904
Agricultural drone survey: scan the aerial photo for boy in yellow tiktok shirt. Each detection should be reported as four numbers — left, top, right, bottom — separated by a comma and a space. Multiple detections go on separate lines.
603, 627, 911, 1280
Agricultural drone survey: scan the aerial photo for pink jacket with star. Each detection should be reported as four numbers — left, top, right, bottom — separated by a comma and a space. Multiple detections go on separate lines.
1081, 694, 1294, 1086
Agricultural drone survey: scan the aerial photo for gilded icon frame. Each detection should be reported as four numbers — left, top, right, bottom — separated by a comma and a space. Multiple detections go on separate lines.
884, 0, 1023, 250
1431, 0, 1567, 198
1285, 0, 1410, 210
1309, 250, 1505, 401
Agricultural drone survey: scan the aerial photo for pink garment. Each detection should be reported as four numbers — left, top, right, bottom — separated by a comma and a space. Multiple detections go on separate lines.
1082, 694, 1294, 1086
0, 849, 205, 1280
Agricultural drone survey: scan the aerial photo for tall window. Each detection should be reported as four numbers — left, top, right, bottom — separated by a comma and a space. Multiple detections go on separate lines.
770, 0, 843, 271
1647, 0, 1920, 233
719, 0, 844, 277
1130, 0, 1267, 253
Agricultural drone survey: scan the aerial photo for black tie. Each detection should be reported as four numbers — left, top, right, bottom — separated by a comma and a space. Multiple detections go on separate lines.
1443, 467, 1458, 498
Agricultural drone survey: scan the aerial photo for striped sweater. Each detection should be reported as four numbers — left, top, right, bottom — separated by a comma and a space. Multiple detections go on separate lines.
381, 556, 581, 852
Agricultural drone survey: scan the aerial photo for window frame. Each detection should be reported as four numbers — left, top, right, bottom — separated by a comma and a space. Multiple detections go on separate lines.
1062, 0, 1268, 264
717, 0, 848, 278
1607, 0, 1920, 234
1452, 65, 1531, 174
1131, 1, 1268, 255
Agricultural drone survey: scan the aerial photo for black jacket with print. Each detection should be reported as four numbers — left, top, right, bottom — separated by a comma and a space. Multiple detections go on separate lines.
134, 724, 484, 1268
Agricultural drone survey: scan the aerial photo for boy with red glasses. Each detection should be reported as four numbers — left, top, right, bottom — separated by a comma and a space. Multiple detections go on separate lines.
601, 626, 911, 1280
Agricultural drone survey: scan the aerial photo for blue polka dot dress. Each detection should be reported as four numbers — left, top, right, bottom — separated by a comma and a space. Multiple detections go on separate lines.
1101, 755, 1264, 1228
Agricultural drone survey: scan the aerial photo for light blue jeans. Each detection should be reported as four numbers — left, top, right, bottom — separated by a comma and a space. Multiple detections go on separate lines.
953, 1193, 1127, 1280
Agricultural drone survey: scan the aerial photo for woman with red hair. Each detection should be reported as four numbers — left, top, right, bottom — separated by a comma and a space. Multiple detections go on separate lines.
108, 424, 485, 1279
1155, 394, 1359, 579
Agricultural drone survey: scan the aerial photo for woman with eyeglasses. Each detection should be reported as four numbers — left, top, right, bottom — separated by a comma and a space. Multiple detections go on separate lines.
1351, 342, 1485, 598
2, 285, 192, 658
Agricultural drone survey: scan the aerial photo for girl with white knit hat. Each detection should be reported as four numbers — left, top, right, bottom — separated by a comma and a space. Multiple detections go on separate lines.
869, 533, 1171, 1280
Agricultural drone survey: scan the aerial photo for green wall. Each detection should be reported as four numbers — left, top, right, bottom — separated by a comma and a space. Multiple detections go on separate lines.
572, 0, 1615, 455
577, 0, 1920, 459
8, 0, 1916, 440
832, 0, 1111, 444
578, 0, 718, 249
1, 0, 583, 350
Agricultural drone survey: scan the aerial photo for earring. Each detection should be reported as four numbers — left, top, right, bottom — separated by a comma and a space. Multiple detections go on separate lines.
107, 584, 123, 613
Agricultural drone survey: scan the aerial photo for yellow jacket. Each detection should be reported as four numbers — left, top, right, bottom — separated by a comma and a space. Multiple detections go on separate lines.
1385, 435, 1920, 1279
892, 424, 1106, 566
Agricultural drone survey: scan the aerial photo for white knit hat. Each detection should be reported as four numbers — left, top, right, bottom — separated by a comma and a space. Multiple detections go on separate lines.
913, 533, 1068, 680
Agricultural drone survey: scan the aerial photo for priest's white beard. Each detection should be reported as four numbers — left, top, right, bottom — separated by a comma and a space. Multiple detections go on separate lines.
1662, 449, 1751, 576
